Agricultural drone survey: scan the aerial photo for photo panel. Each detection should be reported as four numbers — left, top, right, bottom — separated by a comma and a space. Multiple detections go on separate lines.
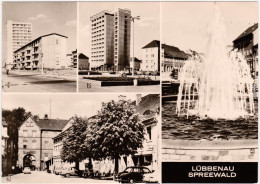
161, 2, 258, 183
2, 2, 77, 93
78, 2, 160, 93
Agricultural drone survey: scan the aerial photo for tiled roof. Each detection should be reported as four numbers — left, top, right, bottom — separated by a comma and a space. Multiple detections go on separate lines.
135, 94, 160, 115
234, 23, 258, 42
142, 40, 160, 49
162, 44, 188, 60
79, 53, 89, 59
35, 119, 69, 130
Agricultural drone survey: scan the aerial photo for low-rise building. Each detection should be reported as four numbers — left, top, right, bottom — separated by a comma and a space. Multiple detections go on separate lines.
141, 40, 160, 72
13, 33, 68, 70
161, 43, 188, 80
79, 53, 89, 70
18, 115, 70, 171
130, 57, 141, 71
233, 23, 258, 79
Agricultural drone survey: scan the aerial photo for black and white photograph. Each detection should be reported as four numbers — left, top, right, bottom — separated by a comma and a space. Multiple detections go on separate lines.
2, 93, 160, 183
2, 2, 77, 93
78, 2, 160, 92
161, 1, 258, 162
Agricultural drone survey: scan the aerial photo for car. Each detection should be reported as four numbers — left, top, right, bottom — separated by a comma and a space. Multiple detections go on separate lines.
115, 166, 152, 183
143, 170, 159, 183
23, 167, 31, 174
54, 167, 63, 175
60, 167, 80, 178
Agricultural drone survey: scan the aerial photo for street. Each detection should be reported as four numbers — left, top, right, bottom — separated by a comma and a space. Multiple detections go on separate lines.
2, 171, 118, 183
2, 71, 76, 93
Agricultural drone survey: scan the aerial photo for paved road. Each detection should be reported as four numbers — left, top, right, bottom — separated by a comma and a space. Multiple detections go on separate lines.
2, 171, 118, 183
2, 72, 76, 93
78, 77, 160, 93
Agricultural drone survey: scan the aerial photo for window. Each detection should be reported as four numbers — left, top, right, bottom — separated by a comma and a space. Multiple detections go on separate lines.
56, 39, 59, 44
151, 54, 154, 57
23, 140, 27, 149
23, 130, 28, 137
44, 141, 49, 145
32, 140, 36, 149
147, 126, 152, 140
32, 130, 37, 137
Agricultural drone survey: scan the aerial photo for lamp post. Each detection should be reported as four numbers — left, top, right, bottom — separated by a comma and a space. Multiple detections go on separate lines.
130, 16, 140, 76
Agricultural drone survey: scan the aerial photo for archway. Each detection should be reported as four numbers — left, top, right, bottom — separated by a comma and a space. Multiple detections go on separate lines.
23, 154, 36, 170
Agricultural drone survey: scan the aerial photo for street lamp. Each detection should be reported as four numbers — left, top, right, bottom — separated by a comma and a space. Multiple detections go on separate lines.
130, 16, 140, 76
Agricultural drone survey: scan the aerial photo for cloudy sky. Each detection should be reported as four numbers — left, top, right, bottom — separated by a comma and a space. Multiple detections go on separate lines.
2, 94, 144, 119
2, 2, 77, 61
162, 2, 258, 53
78, 2, 160, 59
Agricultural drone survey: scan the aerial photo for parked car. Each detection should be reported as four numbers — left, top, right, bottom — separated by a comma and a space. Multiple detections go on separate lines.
115, 166, 152, 183
143, 170, 159, 183
23, 167, 31, 174
54, 168, 62, 175
60, 167, 80, 178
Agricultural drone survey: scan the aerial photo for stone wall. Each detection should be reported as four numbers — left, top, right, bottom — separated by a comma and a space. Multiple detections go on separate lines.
162, 139, 258, 162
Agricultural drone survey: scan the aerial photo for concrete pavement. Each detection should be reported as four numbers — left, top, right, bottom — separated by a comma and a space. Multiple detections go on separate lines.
78, 77, 160, 93
2, 171, 118, 183
2, 71, 76, 93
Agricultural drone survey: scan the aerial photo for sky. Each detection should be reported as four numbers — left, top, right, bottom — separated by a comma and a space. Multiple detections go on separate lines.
162, 2, 258, 53
2, 2, 77, 61
2, 93, 145, 119
78, 2, 160, 59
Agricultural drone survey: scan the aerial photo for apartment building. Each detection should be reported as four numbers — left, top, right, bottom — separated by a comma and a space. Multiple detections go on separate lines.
6, 20, 32, 69
141, 40, 160, 72
13, 33, 68, 70
90, 8, 131, 71
71, 49, 77, 68
18, 115, 70, 171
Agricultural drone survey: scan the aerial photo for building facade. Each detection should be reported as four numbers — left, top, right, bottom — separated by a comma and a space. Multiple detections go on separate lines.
141, 40, 160, 72
18, 115, 70, 171
233, 23, 258, 79
161, 43, 188, 80
90, 9, 131, 71
2, 119, 9, 176
79, 53, 90, 70
71, 49, 77, 68
13, 33, 68, 70
6, 20, 32, 69
130, 57, 141, 71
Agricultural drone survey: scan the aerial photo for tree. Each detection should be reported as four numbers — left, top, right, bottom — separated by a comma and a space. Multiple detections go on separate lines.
61, 116, 92, 170
86, 99, 145, 174
2, 107, 32, 169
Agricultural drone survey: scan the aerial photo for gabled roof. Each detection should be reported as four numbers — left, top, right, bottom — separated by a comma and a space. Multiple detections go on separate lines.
14, 33, 68, 53
142, 40, 160, 49
135, 94, 160, 116
234, 23, 258, 42
79, 53, 89, 59
34, 119, 69, 131
162, 44, 188, 60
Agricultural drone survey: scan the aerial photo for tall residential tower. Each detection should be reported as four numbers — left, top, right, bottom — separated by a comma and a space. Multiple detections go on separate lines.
90, 8, 131, 71
6, 20, 32, 69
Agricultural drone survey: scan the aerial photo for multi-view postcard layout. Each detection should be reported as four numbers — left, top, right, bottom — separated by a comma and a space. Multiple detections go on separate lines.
1, 1, 258, 184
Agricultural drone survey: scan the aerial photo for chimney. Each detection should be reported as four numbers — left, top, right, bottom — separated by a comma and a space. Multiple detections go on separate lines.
44, 114, 48, 120
136, 94, 141, 105
118, 95, 126, 101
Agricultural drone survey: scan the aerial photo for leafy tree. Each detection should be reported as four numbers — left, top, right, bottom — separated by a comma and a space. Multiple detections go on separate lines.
61, 116, 92, 169
86, 99, 145, 174
2, 107, 32, 169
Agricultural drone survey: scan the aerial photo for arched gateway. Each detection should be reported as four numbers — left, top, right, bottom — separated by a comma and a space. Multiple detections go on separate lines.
23, 154, 36, 170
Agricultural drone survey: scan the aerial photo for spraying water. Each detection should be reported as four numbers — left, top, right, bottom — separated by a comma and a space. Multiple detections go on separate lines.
176, 5, 255, 120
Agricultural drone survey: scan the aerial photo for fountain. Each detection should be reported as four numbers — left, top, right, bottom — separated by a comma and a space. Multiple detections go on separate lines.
176, 6, 255, 120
